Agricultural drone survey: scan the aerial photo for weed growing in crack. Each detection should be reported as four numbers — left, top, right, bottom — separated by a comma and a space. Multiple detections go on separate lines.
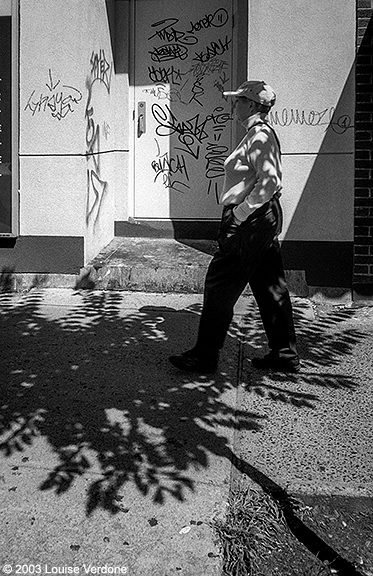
213, 488, 285, 576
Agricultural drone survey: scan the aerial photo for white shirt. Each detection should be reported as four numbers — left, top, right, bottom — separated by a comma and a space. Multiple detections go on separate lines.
220, 112, 282, 222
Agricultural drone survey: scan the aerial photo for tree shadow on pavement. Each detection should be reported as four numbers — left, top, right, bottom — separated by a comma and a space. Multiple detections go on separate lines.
0, 289, 261, 516
231, 297, 371, 576
240, 297, 365, 401
0, 289, 369, 527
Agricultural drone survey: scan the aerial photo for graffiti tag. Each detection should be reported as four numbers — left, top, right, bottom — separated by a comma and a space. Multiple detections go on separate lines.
24, 69, 82, 121
85, 50, 112, 227
269, 107, 353, 134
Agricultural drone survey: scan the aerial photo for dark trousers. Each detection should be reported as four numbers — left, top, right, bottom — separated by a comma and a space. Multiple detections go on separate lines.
196, 196, 298, 360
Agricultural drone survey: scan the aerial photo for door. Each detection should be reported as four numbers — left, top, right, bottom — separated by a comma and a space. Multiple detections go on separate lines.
132, 0, 234, 222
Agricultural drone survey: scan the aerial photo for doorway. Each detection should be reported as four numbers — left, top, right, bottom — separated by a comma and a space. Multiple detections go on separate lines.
131, 0, 237, 231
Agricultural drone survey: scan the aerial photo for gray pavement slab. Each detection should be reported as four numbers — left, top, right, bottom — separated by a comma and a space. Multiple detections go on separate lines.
0, 289, 246, 575
3, 288, 369, 574
236, 301, 373, 497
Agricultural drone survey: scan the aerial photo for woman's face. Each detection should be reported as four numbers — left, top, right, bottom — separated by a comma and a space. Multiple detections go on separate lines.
234, 97, 256, 123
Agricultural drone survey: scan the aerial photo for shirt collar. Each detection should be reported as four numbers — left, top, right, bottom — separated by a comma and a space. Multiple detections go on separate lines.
242, 111, 269, 131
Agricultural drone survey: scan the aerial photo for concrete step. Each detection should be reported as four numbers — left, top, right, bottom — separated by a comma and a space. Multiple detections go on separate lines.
80, 237, 310, 296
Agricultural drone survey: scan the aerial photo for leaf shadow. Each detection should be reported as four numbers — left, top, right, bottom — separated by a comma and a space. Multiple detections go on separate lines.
0, 290, 260, 515
0, 290, 369, 519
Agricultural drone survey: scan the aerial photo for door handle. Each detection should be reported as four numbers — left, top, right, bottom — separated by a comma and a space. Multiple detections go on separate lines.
137, 101, 146, 137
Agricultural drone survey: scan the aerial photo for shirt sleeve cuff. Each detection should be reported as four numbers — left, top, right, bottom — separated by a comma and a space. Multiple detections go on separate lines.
233, 204, 251, 222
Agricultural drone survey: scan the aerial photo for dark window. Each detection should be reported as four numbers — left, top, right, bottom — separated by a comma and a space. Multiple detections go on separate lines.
0, 15, 12, 234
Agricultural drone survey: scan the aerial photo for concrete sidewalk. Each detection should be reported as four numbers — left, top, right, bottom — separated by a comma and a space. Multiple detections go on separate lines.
0, 289, 372, 575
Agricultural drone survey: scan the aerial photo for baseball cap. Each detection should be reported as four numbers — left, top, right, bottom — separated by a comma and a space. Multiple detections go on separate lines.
223, 80, 276, 107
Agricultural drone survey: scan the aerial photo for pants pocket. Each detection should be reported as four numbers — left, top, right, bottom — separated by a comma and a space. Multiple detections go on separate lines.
218, 228, 242, 255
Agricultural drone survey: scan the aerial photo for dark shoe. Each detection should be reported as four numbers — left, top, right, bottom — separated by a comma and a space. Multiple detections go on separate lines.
169, 348, 218, 373
251, 353, 300, 373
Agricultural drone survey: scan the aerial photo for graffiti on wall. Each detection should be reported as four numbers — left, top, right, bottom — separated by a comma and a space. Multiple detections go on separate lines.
24, 69, 82, 121
144, 8, 233, 202
90, 49, 113, 93
22, 51, 113, 230
85, 49, 112, 228
147, 10, 230, 108
269, 107, 353, 134
150, 103, 230, 198
141, 7, 353, 205
151, 139, 190, 193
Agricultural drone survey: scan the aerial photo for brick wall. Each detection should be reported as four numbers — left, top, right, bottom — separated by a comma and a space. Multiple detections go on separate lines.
354, 0, 373, 300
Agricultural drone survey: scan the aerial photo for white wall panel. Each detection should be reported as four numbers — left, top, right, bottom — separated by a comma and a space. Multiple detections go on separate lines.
19, 156, 86, 236
248, 0, 355, 242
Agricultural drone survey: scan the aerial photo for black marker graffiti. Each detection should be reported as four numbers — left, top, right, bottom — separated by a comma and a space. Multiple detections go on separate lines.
24, 69, 82, 121
147, 9, 231, 103
206, 108, 232, 128
152, 103, 208, 141
188, 59, 230, 105
151, 139, 190, 193
152, 102, 211, 160
269, 107, 353, 134
189, 78, 205, 107
148, 15, 229, 64
142, 84, 183, 103
214, 69, 230, 99
151, 103, 231, 196
205, 142, 228, 178
146, 60, 230, 106
146, 10, 232, 201
149, 18, 198, 45
149, 44, 189, 63
329, 114, 353, 134
148, 65, 183, 84
189, 58, 228, 79
193, 36, 231, 63
187, 8, 229, 34
205, 106, 230, 201
206, 142, 228, 203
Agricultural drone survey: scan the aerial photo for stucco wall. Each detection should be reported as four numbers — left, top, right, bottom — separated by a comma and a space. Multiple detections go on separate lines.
12, 0, 356, 279
247, 0, 355, 243
19, 0, 130, 262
